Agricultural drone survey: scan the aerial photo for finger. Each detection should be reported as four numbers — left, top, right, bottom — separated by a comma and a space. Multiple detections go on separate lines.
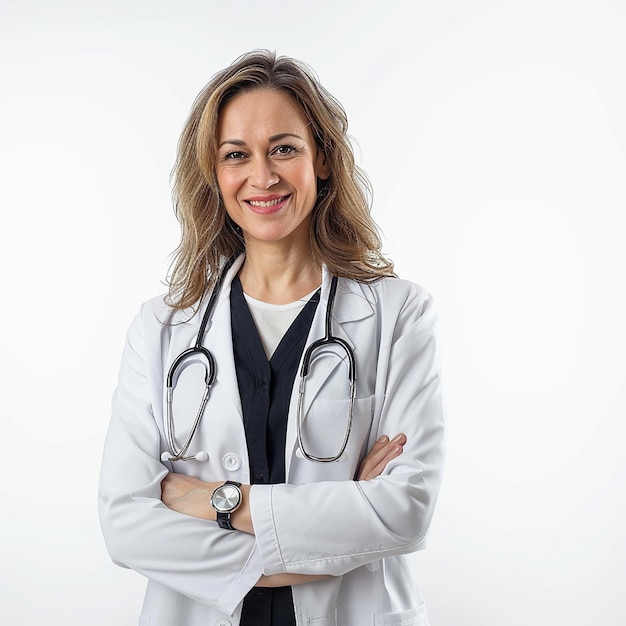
366, 434, 398, 462
357, 437, 391, 479
364, 434, 406, 470
368, 435, 390, 456
391, 432, 407, 446
361, 452, 400, 480
363, 444, 404, 480
359, 434, 407, 480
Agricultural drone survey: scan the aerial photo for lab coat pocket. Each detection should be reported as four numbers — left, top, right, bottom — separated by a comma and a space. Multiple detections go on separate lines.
375, 602, 429, 626
292, 395, 379, 482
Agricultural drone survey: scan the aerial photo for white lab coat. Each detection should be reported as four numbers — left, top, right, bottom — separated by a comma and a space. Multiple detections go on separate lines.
99, 255, 445, 626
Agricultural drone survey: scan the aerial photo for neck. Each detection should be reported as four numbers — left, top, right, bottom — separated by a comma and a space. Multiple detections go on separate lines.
239, 246, 321, 304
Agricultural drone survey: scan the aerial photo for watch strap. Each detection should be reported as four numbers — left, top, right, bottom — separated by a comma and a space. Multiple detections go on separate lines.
216, 511, 235, 530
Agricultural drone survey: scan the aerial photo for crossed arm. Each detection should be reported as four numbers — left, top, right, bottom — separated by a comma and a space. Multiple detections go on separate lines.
161, 433, 406, 587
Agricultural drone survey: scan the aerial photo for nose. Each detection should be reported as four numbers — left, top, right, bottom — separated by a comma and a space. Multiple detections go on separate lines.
249, 156, 279, 189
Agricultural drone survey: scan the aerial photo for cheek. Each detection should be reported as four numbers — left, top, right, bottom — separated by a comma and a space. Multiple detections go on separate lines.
289, 164, 319, 198
216, 171, 240, 201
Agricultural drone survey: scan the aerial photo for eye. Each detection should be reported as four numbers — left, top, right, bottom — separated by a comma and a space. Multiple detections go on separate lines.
223, 151, 247, 161
272, 144, 297, 157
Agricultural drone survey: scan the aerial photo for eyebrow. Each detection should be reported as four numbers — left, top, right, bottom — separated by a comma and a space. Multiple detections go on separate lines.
218, 133, 305, 149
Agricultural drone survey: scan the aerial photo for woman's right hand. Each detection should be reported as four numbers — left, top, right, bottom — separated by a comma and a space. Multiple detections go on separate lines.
256, 433, 407, 589
168, 433, 409, 590
356, 433, 407, 480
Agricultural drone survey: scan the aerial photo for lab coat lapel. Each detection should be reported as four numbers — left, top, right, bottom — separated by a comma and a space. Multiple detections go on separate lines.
284, 269, 374, 476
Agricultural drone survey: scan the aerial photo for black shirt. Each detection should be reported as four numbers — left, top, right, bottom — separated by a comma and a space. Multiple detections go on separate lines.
230, 276, 319, 625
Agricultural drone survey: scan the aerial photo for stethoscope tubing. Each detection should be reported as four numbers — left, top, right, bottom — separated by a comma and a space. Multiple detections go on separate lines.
297, 274, 356, 462
163, 257, 356, 464
162, 257, 234, 462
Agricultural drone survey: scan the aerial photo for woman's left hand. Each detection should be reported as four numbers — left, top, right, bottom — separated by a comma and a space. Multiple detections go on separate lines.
161, 473, 220, 521
161, 473, 253, 531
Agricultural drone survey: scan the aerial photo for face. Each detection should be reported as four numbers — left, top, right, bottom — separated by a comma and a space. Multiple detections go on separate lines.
215, 89, 329, 252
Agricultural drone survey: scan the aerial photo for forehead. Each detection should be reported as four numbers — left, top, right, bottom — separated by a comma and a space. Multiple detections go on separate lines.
217, 89, 312, 141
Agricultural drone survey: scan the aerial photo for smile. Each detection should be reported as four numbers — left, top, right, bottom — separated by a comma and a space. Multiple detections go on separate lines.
245, 195, 291, 214
247, 195, 288, 208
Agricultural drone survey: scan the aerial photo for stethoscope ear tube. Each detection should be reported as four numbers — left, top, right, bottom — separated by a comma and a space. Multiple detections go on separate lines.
164, 367, 211, 462
162, 257, 236, 463
166, 347, 216, 389
195, 256, 237, 348
163, 346, 216, 462
297, 276, 357, 463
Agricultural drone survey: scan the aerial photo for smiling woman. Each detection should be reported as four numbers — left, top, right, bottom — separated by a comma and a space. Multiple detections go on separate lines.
167, 50, 394, 310
98, 49, 445, 626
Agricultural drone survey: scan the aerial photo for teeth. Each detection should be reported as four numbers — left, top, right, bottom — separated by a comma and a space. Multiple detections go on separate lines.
249, 197, 284, 207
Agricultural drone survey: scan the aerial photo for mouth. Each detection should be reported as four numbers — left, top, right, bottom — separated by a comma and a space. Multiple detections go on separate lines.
245, 194, 290, 214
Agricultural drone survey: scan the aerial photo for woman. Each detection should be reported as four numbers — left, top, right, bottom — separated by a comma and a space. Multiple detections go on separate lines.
99, 50, 445, 626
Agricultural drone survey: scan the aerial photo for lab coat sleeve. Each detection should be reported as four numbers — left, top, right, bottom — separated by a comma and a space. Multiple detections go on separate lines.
249, 285, 445, 576
98, 303, 261, 615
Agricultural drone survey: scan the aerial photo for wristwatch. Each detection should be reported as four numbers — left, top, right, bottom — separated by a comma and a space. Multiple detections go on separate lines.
210, 481, 242, 530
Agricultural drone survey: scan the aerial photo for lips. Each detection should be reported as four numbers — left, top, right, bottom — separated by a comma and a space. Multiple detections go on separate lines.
245, 194, 290, 214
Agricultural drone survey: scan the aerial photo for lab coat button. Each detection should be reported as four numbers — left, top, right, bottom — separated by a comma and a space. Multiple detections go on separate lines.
214, 620, 231, 626
222, 453, 241, 471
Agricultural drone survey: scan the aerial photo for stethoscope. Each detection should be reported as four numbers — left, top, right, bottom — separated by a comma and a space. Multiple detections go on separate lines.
161, 257, 356, 464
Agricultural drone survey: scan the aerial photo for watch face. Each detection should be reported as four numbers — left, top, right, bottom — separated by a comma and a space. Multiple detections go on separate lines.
212, 484, 241, 513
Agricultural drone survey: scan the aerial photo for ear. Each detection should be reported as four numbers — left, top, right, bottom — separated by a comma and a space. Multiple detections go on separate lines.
314, 149, 330, 180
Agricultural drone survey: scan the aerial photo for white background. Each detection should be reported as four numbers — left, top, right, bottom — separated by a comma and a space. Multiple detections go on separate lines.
1, 1, 625, 624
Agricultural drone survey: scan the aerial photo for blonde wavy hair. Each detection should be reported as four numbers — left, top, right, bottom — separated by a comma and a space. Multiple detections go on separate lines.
167, 49, 394, 309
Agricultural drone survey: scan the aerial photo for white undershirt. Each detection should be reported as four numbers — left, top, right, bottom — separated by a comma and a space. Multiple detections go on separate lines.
243, 288, 319, 358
